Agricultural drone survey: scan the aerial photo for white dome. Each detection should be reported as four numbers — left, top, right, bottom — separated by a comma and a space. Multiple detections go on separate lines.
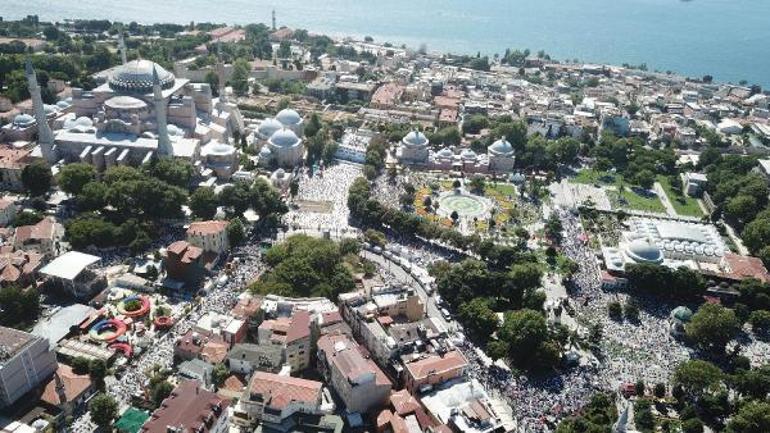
269, 128, 301, 148
56, 100, 71, 109
104, 95, 148, 110
259, 145, 272, 157
626, 238, 664, 264
276, 108, 302, 126
489, 136, 514, 155
257, 118, 283, 138
43, 104, 58, 115
436, 147, 454, 158
403, 130, 428, 148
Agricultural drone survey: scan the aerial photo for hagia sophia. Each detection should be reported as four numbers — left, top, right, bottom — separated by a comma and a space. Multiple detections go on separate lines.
2, 37, 247, 181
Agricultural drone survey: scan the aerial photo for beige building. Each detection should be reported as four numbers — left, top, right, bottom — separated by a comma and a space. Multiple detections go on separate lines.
317, 333, 392, 414
403, 350, 468, 393
187, 220, 229, 257
232, 372, 325, 429
12, 216, 65, 258
257, 310, 311, 372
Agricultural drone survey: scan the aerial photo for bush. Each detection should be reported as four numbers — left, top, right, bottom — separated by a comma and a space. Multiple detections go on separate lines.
749, 310, 770, 334
608, 301, 623, 319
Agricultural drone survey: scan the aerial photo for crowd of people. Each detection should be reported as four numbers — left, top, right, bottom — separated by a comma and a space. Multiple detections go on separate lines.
284, 163, 361, 233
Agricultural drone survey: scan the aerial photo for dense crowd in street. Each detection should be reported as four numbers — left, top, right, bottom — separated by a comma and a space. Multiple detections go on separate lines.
71, 233, 267, 432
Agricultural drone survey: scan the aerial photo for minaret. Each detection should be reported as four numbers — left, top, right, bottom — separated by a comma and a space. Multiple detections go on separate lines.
152, 67, 173, 158
272, 9, 276, 31
118, 32, 128, 64
216, 41, 227, 104
25, 59, 55, 163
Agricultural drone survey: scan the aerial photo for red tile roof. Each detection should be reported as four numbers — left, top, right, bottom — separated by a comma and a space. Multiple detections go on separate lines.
40, 363, 92, 406
187, 220, 228, 237
141, 380, 227, 433
248, 372, 322, 411
404, 350, 468, 381
722, 253, 770, 283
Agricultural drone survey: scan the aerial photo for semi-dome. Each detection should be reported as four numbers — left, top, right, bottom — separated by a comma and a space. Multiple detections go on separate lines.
13, 113, 35, 127
625, 238, 664, 264
257, 118, 283, 138
402, 130, 428, 148
489, 136, 514, 155
108, 59, 175, 94
104, 95, 148, 110
269, 128, 301, 148
202, 141, 236, 157
276, 108, 302, 126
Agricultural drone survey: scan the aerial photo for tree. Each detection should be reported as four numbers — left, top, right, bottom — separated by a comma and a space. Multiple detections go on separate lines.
189, 186, 219, 219
304, 113, 322, 138
21, 160, 52, 196
230, 58, 251, 96
653, 383, 666, 399
142, 158, 194, 189
57, 163, 96, 196
212, 363, 229, 388
725, 401, 770, 433
227, 218, 245, 246
673, 359, 723, 398
469, 176, 486, 194
457, 298, 499, 343
624, 301, 640, 322
151, 380, 174, 407
686, 303, 739, 352
13, 210, 43, 227
682, 418, 704, 433
634, 399, 655, 432
89, 359, 107, 391
89, 393, 118, 430
497, 309, 556, 370
78, 181, 109, 211
289, 179, 299, 198
0, 285, 39, 327
635, 169, 655, 190
608, 301, 623, 320
450, 210, 459, 224
204, 70, 219, 96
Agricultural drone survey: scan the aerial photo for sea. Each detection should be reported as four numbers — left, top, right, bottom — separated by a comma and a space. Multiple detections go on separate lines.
2, 0, 769, 86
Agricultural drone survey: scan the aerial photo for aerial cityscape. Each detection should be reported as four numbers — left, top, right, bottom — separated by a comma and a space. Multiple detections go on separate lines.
1, 7, 770, 433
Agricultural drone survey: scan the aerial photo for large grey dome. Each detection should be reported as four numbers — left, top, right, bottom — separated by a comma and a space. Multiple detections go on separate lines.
402, 130, 428, 148
108, 60, 175, 93
276, 108, 302, 126
269, 128, 301, 148
257, 118, 283, 139
626, 238, 664, 264
489, 137, 514, 155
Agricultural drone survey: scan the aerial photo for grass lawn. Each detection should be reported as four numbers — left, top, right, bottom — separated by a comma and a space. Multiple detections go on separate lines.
656, 175, 704, 217
572, 169, 623, 186
609, 188, 667, 213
